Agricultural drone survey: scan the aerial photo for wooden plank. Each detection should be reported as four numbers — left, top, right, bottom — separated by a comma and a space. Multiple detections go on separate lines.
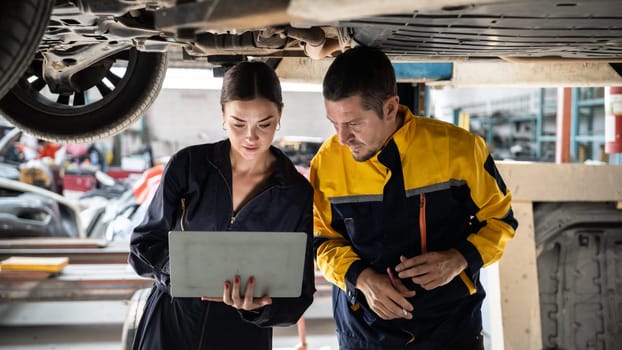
0, 238, 108, 249
1, 257, 69, 273
0, 264, 153, 301
0, 301, 128, 326
497, 162, 622, 202
0, 250, 129, 265
498, 202, 542, 350
0, 240, 130, 264
0, 271, 53, 279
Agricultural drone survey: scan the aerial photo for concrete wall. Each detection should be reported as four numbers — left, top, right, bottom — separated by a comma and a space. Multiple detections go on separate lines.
144, 87, 334, 159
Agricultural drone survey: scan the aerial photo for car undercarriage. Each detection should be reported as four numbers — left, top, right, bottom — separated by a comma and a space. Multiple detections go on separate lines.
0, 0, 621, 141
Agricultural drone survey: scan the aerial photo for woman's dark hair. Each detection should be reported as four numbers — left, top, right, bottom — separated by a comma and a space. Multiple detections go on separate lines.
220, 61, 283, 112
322, 46, 397, 118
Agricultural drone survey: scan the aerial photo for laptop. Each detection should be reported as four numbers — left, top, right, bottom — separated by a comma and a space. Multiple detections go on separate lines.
168, 230, 308, 298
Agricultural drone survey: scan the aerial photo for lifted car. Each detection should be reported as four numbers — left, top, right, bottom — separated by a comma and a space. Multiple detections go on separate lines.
1, 0, 621, 142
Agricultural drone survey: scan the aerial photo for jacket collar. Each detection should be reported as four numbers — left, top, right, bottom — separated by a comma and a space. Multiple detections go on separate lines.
209, 139, 297, 187
385, 105, 416, 161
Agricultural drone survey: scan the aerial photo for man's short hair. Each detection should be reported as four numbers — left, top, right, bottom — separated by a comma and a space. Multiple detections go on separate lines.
322, 46, 397, 118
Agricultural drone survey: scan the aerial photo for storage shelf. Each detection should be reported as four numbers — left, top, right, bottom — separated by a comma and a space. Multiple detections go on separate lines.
457, 87, 611, 163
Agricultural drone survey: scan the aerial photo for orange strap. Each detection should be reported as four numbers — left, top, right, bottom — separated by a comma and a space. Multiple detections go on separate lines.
419, 193, 427, 254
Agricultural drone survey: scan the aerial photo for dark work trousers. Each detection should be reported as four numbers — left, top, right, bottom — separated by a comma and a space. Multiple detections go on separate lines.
448, 333, 485, 350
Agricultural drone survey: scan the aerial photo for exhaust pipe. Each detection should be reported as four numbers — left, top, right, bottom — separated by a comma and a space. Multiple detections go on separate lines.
286, 26, 343, 59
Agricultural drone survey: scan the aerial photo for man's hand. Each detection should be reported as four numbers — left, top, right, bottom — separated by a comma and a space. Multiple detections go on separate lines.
355, 268, 416, 320
394, 249, 468, 291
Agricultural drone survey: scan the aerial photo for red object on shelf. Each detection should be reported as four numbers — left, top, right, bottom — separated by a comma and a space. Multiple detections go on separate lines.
62, 173, 96, 192
605, 86, 622, 154
106, 167, 143, 180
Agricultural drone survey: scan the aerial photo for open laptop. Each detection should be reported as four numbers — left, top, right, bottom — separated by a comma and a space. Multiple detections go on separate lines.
168, 230, 308, 298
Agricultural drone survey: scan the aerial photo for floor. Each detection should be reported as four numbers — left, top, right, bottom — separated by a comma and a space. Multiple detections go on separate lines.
273, 318, 339, 350
0, 319, 339, 350
0, 291, 338, 349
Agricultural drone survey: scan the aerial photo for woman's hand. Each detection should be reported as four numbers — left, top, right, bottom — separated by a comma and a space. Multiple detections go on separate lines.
201, 275, 272, 311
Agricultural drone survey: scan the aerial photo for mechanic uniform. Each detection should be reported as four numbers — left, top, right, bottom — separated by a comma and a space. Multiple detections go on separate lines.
129, 140, 315, 350
311, 106, 518, 350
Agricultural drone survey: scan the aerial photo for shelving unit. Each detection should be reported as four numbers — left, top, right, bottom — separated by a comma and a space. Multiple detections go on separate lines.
451, 87, 617, 164
571, 87, 606, 163
458, 90, 544, 161
534, 88, 558, 161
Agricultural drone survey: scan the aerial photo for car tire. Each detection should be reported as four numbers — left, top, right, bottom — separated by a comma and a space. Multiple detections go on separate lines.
0, 0, 52, 99
120, 288, 151, 350
0, 49, 167, 143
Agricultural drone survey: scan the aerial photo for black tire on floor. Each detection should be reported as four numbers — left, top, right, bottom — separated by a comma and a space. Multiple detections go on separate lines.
121, 287, 152, 350
0, 49, 167, 143
0, 0, 52, 99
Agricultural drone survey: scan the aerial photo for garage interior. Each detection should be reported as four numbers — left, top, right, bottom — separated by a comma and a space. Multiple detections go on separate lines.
2, 73, 622, 350
1, 1, 622, 349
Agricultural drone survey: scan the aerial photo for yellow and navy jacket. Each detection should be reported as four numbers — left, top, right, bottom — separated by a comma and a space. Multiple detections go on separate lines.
310, 106, 517, 349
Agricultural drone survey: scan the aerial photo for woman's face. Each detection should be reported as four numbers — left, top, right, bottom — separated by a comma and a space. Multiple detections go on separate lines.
222, 98, 282, 161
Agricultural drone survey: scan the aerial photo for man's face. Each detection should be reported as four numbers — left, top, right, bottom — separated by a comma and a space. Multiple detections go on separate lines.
325, 94, 397, 162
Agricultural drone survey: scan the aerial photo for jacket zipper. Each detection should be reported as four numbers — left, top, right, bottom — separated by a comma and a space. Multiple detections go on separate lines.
193, 167, 277, 348
399, 193, 428, 347
402, 194, 477, 347
227, 184, 276, 227
180, 197, 186, 231
404, 330, 415, 347
419, 193, 427, 254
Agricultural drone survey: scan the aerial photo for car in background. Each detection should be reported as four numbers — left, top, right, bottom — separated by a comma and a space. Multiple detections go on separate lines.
0, 127, 23, 180
0, 177, 83, 238
1, 0, 621, 142
273, 136, 322, 176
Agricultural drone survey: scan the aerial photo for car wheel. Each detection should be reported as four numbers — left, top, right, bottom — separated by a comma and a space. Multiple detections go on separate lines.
0, 0, 52, 99
120, 288, 151, 350
0, 49, 167, 143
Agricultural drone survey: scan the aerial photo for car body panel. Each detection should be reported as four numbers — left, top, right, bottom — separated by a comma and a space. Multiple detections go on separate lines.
0, 177, 85, 239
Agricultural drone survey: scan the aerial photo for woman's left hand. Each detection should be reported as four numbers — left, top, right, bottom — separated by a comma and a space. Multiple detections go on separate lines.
201, 275, 272, 311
